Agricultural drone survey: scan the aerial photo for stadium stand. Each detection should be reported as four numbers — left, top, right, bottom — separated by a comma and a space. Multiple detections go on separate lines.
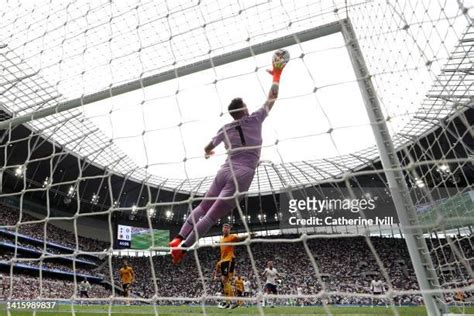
2, 203, 471, 307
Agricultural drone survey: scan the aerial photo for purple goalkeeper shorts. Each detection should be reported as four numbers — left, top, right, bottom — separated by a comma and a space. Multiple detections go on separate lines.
178, 164, 256, 245
206, 164, 255, 207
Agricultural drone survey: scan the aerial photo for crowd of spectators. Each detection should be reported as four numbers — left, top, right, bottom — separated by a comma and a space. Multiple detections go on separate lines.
0, 273, 111, 300
0, 204, 108, 252
1, 234, 101, 267
1, 234, 471, 305
1, 201, 472, 306
0, 249, 95, 275
99, 235, 473, 306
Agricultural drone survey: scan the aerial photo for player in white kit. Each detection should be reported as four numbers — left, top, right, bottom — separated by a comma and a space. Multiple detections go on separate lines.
370, 277, 385, 307
297, 286, 304, 307
79, 278, 91, 298
262, 261, 280, 307
78, 277, 91, 305
243, 278, 251, 306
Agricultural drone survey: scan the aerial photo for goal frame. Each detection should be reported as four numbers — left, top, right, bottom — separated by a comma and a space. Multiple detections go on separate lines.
0, 17, 448, 315
340, 18, 447, 316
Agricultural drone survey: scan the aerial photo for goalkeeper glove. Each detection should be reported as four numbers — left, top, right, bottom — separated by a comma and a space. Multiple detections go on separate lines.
267, 62, 285, 83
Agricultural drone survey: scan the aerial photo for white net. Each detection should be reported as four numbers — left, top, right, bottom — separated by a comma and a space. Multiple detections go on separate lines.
0, 0, 473, 315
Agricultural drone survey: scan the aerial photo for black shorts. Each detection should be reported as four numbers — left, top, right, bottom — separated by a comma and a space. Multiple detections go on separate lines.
80, 291, 89, 298
264, 283, 277, 294
220, 260, 235, 277
236, 290, 243, 297
123, 283, 131, 291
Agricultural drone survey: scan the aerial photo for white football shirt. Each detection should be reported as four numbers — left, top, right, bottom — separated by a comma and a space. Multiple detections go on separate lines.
244, 280, 251, 292
297, 286, 303, 295
264, 268, 278, 285
371, 280, 384, 293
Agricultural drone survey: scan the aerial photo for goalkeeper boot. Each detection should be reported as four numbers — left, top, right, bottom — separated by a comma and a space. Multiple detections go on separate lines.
171, 248, 185, 265
169, 236, 185, 264
169, 236, 182, 248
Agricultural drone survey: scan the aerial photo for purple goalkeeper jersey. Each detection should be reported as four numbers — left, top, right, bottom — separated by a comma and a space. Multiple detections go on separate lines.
211, 105, 268, 170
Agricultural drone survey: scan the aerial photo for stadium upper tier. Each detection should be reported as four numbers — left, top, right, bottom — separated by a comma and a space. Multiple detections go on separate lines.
0, 1, 472, 194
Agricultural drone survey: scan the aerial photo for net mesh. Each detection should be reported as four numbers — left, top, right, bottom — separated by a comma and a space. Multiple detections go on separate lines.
0, 0, 473, 315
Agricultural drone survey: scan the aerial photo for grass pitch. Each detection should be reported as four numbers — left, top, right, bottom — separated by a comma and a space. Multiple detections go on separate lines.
2, 304, 474, 316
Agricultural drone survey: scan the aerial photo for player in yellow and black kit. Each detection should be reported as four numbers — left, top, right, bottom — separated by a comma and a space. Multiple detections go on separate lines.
234, 275, 245, 306
119, 260, 134, 304
213, 224, 252, 309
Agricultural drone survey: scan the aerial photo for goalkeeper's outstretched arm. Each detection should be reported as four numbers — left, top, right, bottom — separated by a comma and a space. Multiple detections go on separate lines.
264, 81, 280, 111
264, 61, 285, 111
203, 57, 285, 159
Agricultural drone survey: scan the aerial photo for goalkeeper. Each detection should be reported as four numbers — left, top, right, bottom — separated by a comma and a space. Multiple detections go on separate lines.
170, 54, 287, 264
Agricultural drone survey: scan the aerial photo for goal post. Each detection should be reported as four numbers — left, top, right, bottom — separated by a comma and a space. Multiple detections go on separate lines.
340, 18, 447, 316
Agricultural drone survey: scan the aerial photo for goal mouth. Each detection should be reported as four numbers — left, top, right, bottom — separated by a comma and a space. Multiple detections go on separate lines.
0, 3, 472, 315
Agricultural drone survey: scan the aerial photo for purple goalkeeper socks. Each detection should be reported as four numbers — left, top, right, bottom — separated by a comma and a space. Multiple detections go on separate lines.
183, 215, 215, 247
179, 204, 206, 238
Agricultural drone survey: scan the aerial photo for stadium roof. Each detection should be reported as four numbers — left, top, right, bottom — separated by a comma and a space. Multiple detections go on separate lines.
0, 1, 472, 194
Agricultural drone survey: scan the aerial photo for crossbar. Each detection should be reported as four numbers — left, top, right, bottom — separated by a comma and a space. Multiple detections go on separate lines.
0, 20, 343, 130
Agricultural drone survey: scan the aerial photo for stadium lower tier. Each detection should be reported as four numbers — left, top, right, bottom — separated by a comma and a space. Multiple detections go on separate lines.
2, 235, 470, 307
98, 236, 472, 305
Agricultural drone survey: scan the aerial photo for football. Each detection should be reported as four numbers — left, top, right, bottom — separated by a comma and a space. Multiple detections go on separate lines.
272, 49, 290, 68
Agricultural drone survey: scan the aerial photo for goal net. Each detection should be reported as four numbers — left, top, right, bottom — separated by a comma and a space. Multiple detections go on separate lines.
0, 1, 472, 315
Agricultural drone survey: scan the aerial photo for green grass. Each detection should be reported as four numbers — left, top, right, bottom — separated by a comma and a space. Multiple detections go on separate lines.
2, 304, 474, 316
417, 191, 474, 228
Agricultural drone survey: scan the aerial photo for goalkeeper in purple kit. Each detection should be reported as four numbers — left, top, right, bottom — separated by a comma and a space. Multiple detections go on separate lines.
169, 51, 288, 264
